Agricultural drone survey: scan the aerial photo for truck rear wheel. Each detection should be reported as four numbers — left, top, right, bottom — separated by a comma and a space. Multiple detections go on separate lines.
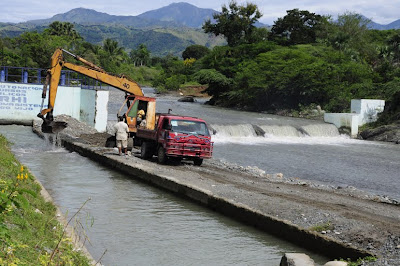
157, 146, 167, 164
193, 158, 203, 166
141, 142, 153, 160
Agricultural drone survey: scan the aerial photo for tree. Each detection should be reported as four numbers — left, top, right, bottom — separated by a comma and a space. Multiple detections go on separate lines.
100, 38, 127, 72
130, 44, 150, 66
182, 45, 210, 60
326, 12, 375, 63
269, 9, 327, 45
46, 21, 81, 40
202, 1, 262, 46
387, 32, 400, 63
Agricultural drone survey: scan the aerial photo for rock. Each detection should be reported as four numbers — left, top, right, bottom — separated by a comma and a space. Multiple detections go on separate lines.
324, 261, 348, 266
178, 96, 196, 102
252, 124, 265, 136
280, 253, 315, 266
360, 123, 400, 143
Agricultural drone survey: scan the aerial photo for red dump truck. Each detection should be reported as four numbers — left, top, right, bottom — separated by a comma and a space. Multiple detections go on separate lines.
135, 113, 213, 166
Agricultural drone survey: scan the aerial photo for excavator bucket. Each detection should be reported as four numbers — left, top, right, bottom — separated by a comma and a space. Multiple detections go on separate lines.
41, 119, 68, 134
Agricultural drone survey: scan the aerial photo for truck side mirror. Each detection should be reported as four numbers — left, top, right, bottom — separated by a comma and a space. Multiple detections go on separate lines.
165, 124, 172, 130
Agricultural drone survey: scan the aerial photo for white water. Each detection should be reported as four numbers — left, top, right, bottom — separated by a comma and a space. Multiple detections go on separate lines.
209, 123, 360, 146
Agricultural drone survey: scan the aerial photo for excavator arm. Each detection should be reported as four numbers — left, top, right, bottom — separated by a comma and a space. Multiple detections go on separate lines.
38, 48, 144, 133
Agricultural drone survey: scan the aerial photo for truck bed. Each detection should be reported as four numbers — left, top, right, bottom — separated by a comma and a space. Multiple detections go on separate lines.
136, 128, 157, 141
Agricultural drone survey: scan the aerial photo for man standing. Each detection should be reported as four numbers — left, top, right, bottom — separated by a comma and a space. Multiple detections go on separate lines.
114, 116, 129, 156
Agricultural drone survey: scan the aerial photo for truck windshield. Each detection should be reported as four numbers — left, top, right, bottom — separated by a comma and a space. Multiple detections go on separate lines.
170, 120, 210, 136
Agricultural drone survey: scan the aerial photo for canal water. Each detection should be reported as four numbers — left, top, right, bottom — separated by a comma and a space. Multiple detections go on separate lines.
0, 125, 329, 265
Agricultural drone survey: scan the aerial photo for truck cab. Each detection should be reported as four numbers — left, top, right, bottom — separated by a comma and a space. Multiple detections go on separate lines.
137, 114, 213, 166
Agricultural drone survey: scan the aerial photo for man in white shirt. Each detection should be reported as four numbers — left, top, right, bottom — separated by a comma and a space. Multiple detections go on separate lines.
113, 116, 129, 156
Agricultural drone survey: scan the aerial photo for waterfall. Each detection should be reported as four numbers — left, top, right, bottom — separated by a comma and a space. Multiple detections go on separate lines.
300, 124, 339, 137
211, 123, 340, 139
260, 125, 304, 137
211, 124, 258, 137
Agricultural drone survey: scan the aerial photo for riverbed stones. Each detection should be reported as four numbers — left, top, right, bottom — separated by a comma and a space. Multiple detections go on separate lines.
280, 253, 315, 266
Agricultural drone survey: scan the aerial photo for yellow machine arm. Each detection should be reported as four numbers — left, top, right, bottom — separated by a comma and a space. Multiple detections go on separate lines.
38, 48, 144, 133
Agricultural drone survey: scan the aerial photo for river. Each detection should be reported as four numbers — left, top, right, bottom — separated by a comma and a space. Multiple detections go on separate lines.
127, 88, 399, 201
0, 125, 328, 265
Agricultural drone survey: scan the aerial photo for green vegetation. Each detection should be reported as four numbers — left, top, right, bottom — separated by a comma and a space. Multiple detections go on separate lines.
309, 221, 334, 232
156, 1, 400, 126
203, 1, 265, 46
340, 256, 377, 266
0, 21, 163, 86
0, 135, 90, 265
1, 1, 400, 125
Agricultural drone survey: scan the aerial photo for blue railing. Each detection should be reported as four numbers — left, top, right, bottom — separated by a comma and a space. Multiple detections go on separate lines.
0, 66, 104, 89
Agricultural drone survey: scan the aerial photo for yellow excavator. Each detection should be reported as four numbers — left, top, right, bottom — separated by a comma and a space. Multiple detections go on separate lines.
37, 48, 156, 133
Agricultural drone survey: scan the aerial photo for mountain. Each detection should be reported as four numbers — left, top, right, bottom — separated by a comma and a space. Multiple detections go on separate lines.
0, 5, 227, 56
385, 19, 400, 30
27, 7, 179, 28
138, 2, 215, 28
367, 18, 400, 30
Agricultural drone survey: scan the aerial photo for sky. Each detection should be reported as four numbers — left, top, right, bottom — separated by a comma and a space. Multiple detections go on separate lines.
0, 0, 398, 25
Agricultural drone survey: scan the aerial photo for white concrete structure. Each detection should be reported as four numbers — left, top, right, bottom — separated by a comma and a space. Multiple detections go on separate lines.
324, 99, 385, 137
351, 99, 385, 125
324, 113, 359, 137
0, 82, 109, 132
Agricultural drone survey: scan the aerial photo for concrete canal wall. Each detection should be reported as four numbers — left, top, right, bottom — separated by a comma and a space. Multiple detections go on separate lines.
0, 82, 109, 132
50, 133, 372, 261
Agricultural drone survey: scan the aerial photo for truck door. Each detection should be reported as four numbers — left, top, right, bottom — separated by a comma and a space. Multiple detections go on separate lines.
158, 117, 169, 144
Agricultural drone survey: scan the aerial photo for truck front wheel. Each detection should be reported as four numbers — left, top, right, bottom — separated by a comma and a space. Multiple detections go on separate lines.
193, 158, 203, 166
157, 146, 167, 164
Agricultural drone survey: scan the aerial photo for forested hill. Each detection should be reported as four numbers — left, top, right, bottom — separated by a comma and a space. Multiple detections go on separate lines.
0, 3, 228, 56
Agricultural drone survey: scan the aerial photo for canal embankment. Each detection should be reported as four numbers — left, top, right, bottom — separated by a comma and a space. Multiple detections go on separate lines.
0, 133, 94, 265
31, 120, 400, 265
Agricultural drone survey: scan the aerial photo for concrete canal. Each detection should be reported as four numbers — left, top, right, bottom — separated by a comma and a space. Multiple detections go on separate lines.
1, 125, 329, 265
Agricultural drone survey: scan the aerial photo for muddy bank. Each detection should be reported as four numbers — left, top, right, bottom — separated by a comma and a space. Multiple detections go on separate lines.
33, 116, 400, 264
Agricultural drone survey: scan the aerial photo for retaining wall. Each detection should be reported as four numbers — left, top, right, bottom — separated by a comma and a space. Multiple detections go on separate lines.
0, 82, 108, 132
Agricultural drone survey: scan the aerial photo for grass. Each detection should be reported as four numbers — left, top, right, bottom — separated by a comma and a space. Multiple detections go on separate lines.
0, 134, 91, 265
340, 256, 377, 266
309, 221, 334, 232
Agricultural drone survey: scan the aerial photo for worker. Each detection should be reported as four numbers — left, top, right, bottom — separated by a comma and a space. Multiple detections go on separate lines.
113, 116, 129, 156
137, 109, 145, 125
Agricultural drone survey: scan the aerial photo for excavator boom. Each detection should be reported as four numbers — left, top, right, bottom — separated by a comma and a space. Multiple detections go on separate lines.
38, 48, 144, 133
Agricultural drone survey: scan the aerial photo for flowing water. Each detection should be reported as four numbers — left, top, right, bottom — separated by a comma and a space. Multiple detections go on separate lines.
127, 88, 400, 201
0, 125, 329, 265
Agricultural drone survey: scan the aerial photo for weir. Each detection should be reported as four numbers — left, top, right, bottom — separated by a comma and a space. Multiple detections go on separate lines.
211, 123, 340, 138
